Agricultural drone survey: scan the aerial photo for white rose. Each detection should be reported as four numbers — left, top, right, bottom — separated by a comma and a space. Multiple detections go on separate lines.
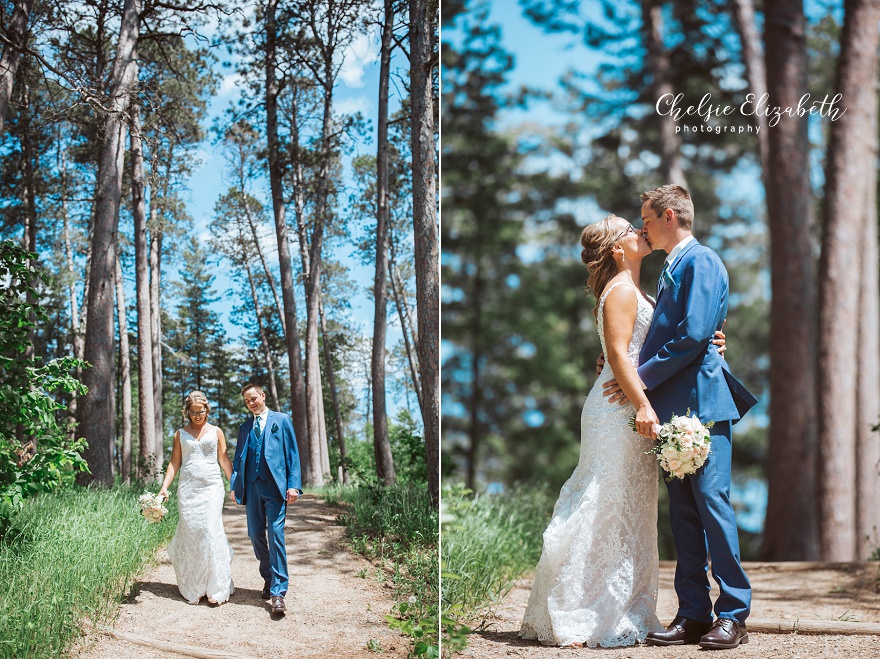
661, 446, 678, 460
668, 458, 682, 471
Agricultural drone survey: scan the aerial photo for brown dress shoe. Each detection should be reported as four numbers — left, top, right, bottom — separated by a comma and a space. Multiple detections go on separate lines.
270, 595, 286, 613
699, 618, 748, 649
645, 616, 714, 646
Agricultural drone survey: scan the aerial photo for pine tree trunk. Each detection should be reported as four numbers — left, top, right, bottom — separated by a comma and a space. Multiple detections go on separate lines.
817, 0, 880, 561
61, 147, 81, 430
409, 0, 440, 507
243, 253, 281, 411
265, 0, 311, 481
371, 0, 397, 486
856, 68, 880, 560
243, 198, 286, 335
115, 256, 132, 483
760, 0, 819, 560
390, 260, 423, 415
318, 379, 330, 478
20, 79, 37, 368
149, 212, 164, 475
319, 301, 349, 484
0, 0, 33, 133
78, 0, 140, 486
731, 0, 770, 171
300, 66, 334, 487
642, 0, 687, 187
131, 105, 156, 482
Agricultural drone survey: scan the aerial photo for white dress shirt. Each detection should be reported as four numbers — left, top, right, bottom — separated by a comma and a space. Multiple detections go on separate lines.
665, 235, 696, 270
253, 408, 270, 434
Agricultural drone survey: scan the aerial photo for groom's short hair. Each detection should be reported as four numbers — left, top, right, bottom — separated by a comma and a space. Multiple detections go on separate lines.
641, 185, 694, 230
241, 383, 265, 396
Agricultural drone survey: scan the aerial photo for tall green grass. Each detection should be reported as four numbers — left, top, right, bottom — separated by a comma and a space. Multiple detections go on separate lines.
319, 483, 439, 656
441, 485, 551, 617
0, 484, 177, 659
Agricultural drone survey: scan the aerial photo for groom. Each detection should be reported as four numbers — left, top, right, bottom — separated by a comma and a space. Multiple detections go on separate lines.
230, 383, 302, 614
606, 185, 757, 650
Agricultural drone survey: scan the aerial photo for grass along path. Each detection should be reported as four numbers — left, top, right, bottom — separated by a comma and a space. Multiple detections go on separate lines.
75, 494, 408, 659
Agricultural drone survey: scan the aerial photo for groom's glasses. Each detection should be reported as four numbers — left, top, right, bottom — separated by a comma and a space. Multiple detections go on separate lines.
615, 225, 637, 241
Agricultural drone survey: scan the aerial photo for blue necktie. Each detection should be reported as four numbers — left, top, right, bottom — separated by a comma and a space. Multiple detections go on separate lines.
658, 261, 670, 295
254, 416, 262, 437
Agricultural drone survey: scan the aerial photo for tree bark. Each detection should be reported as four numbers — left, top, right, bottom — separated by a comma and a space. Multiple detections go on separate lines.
319, 301, 349, 484
115, 256, 132, 483
642, 0, 687, 187
371, 0, 397, 486
856, 67, 880, 560
390, 260, 423, 415
265, 0, 311, 481
78, 0, 140, 485
409, 0, 440, 507
131, 104, 157, 482
242, 245, 281, 411
760, 0, 820, 560
731, 0, 770, 172
20, 78, 37, 368
0, 0, 33, 133
149, 207, 164, 475
817, 0, 880, 561
60, 144, 81, 429
242, 197, 286, 336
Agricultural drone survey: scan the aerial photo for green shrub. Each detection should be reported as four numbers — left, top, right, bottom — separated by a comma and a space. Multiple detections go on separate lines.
0, 240, 89, 529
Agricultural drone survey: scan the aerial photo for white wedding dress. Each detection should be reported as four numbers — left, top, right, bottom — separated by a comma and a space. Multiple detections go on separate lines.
520, 281, 663, 647
167, 425, 234, 604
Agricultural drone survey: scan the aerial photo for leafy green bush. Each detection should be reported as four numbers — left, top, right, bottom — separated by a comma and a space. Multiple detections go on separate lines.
0, 241, 88, 528
0, 484, 177, 658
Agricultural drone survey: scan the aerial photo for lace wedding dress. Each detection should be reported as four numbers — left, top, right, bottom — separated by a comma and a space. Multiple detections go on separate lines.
520, 281, 663, 647
167, 425, 234, 604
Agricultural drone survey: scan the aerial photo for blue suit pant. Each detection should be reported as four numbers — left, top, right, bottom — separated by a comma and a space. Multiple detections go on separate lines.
665, 421, 751, 623
245, 476, 289, 597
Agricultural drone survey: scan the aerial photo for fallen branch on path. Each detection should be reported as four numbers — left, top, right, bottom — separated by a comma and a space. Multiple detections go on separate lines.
95, 624, 259, 659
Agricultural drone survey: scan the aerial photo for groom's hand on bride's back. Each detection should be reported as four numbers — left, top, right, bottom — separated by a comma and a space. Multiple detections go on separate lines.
602, 378, 628, 405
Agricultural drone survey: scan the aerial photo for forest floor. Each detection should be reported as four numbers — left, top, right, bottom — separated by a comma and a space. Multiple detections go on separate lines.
460, 561, 880, 658
73, 494, 408, 659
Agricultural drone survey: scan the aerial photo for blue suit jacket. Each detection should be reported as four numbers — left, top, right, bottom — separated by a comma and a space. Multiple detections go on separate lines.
637, 240, 758, 425
231, 410, 302, 503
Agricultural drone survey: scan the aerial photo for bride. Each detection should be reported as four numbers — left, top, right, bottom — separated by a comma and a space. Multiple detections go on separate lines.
519, 215, 724, 647
159, 391, 235, 605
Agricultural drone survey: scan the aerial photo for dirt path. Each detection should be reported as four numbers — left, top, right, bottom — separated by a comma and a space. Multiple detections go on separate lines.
75, 495, 407, 659
460, 561, 880, 658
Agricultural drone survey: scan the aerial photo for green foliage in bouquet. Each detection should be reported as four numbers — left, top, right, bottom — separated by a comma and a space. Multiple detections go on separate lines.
0, 241, 89, 530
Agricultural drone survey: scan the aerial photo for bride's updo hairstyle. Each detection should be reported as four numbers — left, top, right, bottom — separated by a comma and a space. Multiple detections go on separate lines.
580, 214, 624, 302
183, 390, 210, 423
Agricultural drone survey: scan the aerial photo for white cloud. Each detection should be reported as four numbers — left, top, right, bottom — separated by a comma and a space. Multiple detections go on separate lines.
218, 73, 243, 99
338, 33, 380, 88
336, 96, 371, 117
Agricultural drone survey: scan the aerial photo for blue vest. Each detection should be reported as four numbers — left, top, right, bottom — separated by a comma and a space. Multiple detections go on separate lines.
245, 421, 268, 482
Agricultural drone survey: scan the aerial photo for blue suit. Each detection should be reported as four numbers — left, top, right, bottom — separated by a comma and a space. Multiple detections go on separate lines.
637, 240, 758, 624
231, 410, 302, 597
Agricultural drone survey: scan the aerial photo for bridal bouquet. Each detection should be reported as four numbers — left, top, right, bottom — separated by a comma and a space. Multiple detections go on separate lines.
631, 410, 714, 481
138, 492, 168, 523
